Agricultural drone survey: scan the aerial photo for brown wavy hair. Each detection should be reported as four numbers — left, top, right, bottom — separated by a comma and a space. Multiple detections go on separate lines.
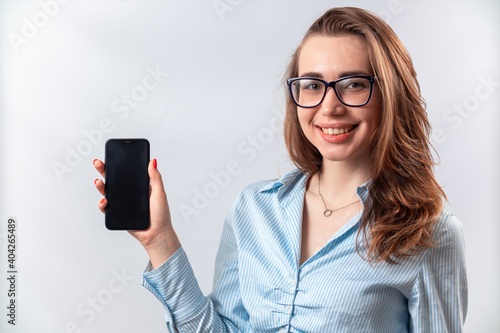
284, 7, 446, 263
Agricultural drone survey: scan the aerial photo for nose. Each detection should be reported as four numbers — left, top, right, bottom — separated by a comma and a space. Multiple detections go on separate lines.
320, 87, 346, 116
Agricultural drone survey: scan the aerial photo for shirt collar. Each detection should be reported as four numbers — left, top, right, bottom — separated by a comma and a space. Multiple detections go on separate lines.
258, 168, 372, 205
257, 169, 307, 204
356, 179, 371, 203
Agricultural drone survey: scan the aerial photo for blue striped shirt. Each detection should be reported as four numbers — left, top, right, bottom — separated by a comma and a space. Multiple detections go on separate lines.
142, 168, 468, 332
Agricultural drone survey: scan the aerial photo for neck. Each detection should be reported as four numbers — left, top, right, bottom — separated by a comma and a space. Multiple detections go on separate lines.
314, 152, 371, 204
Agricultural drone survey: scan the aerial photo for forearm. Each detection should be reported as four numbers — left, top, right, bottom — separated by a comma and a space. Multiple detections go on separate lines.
142, 246, 233, 332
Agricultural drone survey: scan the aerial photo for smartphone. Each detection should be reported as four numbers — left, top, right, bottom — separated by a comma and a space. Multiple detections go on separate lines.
104, 138, 150, 230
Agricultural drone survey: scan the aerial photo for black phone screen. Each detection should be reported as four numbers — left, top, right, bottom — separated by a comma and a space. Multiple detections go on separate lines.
104, 138, 150, 230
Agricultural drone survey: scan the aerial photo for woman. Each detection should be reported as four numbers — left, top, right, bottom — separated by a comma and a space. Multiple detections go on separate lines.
94, 7, 467, 332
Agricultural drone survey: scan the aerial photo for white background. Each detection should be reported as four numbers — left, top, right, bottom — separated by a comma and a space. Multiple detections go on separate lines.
1, 0, 499, 332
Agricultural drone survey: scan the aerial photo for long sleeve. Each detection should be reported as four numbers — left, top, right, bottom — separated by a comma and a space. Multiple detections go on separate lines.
208, 197, 250, 331
141, 197, 250, 332
407, 212, 468, 332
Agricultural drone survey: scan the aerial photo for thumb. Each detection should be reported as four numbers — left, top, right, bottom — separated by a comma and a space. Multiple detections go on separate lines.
149, 159, 166, 197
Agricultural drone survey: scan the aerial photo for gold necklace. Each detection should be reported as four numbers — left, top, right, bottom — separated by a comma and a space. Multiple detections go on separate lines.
318, 171, 360, 217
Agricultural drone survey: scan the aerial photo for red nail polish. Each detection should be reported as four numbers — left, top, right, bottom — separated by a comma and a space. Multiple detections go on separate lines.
153, 159, 157, 169
100, 198, 105, 204
94, 179, 99, 185
93, 159, 98, 165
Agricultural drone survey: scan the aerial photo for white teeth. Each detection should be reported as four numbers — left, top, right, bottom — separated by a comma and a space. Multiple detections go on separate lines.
322, 126, 354, 135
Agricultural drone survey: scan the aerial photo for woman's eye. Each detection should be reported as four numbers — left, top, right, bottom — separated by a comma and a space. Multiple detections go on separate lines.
302, 81, 322, 90
344, 80, 367, 90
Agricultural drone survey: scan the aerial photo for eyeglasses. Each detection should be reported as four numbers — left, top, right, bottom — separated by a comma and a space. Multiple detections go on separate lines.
287, 75, 376, 108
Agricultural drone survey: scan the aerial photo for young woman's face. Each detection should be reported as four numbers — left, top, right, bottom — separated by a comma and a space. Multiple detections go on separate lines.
296, 34, 381, 164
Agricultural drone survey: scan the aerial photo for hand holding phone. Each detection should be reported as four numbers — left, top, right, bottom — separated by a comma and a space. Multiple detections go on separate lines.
94, 142, 181, 268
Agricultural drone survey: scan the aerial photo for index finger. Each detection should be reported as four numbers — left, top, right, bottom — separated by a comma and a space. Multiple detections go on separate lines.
93, 159, 105, 178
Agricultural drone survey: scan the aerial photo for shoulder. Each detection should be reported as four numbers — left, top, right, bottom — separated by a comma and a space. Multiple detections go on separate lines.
432, 209, 465, 249
420, 208, 466, 274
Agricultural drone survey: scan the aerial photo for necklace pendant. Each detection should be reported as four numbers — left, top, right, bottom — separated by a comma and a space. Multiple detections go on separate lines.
323, 209, 333, 217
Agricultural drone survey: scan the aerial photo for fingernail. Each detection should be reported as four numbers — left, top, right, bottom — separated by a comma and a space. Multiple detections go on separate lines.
93, 159, 98, 165
100, 198, 105, 204
153, 159, 157, 169
94, 179, 99, 185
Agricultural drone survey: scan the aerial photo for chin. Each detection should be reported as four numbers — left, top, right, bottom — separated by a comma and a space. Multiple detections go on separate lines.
319, 146, 370, 164
320, 152, 352, 162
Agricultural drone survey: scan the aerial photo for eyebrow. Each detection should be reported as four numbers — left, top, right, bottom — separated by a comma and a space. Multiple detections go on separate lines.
298, 70, 371, 79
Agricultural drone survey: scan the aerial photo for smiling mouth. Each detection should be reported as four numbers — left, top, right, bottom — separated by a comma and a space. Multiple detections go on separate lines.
320, 125, 358, 135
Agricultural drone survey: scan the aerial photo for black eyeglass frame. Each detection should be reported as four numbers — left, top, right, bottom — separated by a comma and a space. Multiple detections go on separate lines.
287, 75, 377, 108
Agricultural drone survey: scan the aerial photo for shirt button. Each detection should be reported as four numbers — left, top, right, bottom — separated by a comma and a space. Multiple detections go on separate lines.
285, 305, 292, 312
279, 328, 287, 333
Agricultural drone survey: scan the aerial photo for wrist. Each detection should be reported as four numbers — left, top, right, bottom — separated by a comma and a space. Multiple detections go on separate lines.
144, 233, 181, 270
